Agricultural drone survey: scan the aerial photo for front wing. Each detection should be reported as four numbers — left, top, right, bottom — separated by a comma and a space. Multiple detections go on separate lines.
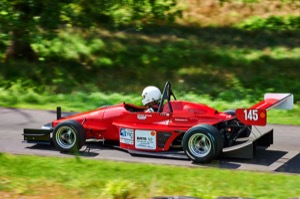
23, 123, 53, 144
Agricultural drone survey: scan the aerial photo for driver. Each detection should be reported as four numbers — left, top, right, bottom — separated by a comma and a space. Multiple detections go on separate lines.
141, 86, 161, 112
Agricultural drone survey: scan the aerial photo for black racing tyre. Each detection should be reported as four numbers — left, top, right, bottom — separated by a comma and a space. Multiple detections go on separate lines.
224, 109, 236, 116
182, 124, 223, 163
52, 120, 86, 152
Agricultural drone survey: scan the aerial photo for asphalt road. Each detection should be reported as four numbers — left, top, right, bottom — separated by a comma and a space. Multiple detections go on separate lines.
1, 107, 300, 174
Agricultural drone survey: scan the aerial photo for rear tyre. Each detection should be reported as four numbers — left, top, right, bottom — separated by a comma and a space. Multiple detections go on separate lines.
182, 124, 223, 163
53, 120, 85, 152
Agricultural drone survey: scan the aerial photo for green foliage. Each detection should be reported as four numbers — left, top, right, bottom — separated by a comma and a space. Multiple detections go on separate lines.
32, 31, 93, 60
1, 21, 299, 106
25, 25, 300, 100
0, 1, 71, 39
0, 0, 182, 60
236, 15, 300, 30
0, 80, 36, 105
102, 179, 137, 199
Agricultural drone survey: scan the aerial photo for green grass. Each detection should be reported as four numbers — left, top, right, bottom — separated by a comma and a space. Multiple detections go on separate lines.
0, 85, 298, 125
0, 153, 300, 199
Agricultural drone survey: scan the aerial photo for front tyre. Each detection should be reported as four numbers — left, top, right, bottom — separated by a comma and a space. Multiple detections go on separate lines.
53, 120, 86, 152
182, 124, 223, 163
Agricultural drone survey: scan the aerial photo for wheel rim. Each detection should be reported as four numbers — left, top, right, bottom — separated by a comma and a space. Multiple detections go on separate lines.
55, 126, 77, 149
188, 133, 212, 158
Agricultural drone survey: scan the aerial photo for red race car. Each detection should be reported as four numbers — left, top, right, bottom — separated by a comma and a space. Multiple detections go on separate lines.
23, 81, 293, 163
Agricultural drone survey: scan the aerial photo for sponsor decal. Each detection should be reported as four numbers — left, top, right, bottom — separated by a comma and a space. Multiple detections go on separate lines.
137, 114, 152, 120
160, 112, 170, 116
120, 128, 134, 145
135, 130, 156, 150
137, 114, 147, 120
150, 131, 156, 136
174, 118, 188, 122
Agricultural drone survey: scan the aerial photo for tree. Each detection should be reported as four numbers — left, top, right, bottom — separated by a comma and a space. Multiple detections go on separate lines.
0, 0, 182, 61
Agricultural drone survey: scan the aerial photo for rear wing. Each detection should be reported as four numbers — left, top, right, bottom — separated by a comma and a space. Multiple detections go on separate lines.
236, 93, 293, 126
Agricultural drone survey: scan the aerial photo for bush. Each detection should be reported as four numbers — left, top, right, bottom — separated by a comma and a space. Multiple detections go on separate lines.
102, 179, 137, 199
236, 15, 300, 30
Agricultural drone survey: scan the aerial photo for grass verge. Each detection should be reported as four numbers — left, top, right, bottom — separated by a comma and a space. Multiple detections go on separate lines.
0, 153, 300, 199
0, 86, 298, 125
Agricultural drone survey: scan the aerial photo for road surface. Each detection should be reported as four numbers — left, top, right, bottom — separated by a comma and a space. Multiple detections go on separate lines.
1, 107, 300, 174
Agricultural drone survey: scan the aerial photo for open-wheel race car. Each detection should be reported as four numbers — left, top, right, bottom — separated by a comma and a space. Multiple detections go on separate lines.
23, 81, 294, 163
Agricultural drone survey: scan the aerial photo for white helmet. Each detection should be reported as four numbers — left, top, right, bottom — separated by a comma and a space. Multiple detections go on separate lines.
141, 86, 161, 106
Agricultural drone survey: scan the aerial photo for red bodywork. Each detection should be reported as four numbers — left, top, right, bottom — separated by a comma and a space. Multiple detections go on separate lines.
52, 101, 234, 152
23, 81, 293, 162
